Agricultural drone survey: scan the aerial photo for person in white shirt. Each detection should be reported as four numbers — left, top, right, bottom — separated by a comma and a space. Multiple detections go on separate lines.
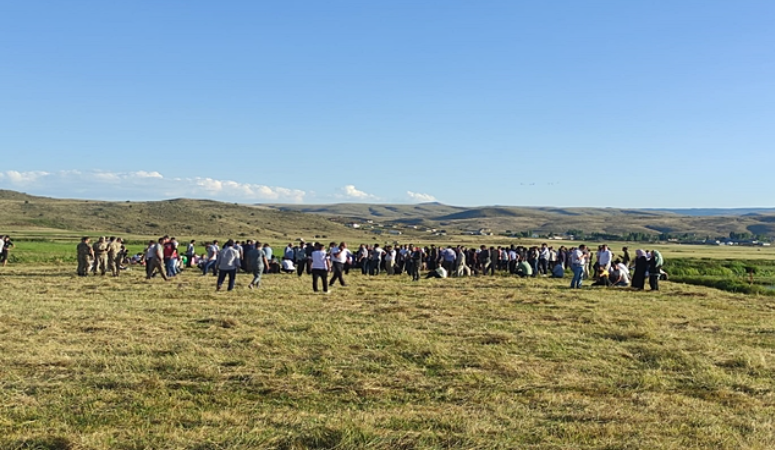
370, 244, 385, 275
310, 243, 331, 293
328, 241, 348, 287
570, 245, 588, 289
281, 258, 295, 273
202, 240, 219, 276
598, 244, 613, 271
384, 245, 397, 275
425, 265, 447, 279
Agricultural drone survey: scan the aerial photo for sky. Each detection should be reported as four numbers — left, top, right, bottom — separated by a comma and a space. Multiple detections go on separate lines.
1, 1, 773, 207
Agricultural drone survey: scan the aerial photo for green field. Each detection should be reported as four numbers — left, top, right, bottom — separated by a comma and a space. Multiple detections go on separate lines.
1, 238, 774, 449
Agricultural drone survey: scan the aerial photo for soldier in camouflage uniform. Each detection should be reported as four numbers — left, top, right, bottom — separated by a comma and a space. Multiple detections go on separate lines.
107, 236, 123, 277
76, 237, 93, 277
92, 236, 109, 276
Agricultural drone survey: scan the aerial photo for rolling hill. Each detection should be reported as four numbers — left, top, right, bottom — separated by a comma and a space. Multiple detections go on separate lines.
2, 190, 773, 241
0, 190, 366, 241
264, 202, 775, 239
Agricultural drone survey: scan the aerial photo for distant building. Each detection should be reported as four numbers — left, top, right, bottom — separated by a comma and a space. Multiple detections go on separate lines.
345, 222, 361, 229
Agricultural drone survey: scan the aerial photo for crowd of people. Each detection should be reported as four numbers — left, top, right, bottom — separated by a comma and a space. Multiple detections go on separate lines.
73, 236, 665, 293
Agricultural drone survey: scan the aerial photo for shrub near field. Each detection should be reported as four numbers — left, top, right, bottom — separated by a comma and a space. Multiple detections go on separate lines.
1, 263, 774, 449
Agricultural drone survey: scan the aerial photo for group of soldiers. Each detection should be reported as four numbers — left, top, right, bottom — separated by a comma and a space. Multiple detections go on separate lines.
76, 236, 127, 277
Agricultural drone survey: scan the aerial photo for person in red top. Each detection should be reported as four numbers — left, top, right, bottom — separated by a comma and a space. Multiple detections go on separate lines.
163, 237, 178, 278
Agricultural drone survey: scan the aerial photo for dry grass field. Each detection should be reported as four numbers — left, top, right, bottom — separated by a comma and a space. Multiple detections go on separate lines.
1, 261, 774, 449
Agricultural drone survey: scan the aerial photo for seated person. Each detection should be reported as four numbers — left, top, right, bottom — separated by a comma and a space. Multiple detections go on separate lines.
591, 267, 612, 286
281, 257, 295, 273
608, 265, 629, 286
425, 265, 448, 279
551, 263, 565, 278
267, 257, 281, 274
516, 259, 533, 278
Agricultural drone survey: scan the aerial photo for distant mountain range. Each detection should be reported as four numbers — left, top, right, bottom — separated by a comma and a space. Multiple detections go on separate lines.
1, 189, 773, 239
264, 203, 775, 238
646, 208, 775, 217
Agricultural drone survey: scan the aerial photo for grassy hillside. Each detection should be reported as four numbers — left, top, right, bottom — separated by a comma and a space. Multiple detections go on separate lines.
0, 192, 367, 242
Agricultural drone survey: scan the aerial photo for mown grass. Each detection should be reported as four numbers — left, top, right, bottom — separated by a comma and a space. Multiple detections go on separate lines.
1, 263, 774, 449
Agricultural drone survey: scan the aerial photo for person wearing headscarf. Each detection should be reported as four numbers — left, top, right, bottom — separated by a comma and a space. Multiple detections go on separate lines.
631, 249, 648, 290
648, 249, 664, 291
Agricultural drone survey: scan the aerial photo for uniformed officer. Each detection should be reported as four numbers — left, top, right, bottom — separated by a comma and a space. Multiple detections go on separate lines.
107, 236, 122, 277
92, 236, 109, 276
76, 237, 93, 276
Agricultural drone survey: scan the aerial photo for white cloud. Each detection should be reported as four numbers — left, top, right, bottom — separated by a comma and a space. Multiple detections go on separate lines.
0, 170, 307, 203
134, 171, 163, 179
407, 191, 437, 203
341, 185, 377, 200
0, 170, 50, 185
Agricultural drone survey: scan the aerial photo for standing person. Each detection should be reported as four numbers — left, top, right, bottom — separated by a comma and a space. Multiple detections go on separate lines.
648, 249, 664, 291
163, 237, 177, 278
384, 245, 396, 275
248, 241, 269, 290
186, 240, 196, 268
144, 240, 156, 279
370, 244, 385, 275
538, 243, 550, 275
357, 244, 369, 275
329, 241, 348, 287
598, 244, 613, 272
76, 237, 93, 276
409, 246, 423, 281
92, 237, 109, 276
621, 246, 631, 268
262, 243, 273, 273
107, 237, 122, 277
310, 242, 330, 294
527, 247, 539, 278
146, 238, 168, 281
570, 245, 588, 289
202, 240, 219, 276
216, 240, 240, 291
631, 249, 648, 290
284, 243, 295, 261
294, 241, 308, 277
0, 235, 13, 267
478, 245, 490, 275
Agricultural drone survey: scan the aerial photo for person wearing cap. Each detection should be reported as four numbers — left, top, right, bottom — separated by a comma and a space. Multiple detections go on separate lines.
92, 236, 109, 275
107, 237, 123, 277
76, 237, 93, 276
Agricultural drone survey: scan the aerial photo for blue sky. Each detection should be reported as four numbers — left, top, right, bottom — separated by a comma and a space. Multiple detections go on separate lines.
1, 1, 773, 207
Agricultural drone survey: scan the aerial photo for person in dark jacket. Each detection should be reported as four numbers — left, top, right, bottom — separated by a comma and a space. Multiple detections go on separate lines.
631, 249, 648, 290
648, 250, 664, 291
